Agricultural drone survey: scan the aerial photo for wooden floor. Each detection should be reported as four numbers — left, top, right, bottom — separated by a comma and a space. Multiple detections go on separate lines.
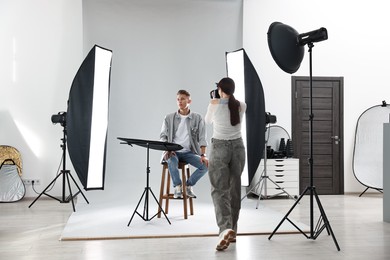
1, 193, 390, 260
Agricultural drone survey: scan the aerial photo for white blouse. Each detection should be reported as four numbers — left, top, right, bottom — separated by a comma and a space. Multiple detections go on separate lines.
205, 98, 246, 140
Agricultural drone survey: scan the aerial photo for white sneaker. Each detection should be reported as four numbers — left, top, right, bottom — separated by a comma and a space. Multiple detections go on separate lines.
173, 185, 182, 199
216, 229, 235, 251
186, 186, 197, 198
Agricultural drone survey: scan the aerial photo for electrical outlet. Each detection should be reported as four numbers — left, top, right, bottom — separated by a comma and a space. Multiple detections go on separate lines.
22, 179, 31, 185
22, 179, 40, 185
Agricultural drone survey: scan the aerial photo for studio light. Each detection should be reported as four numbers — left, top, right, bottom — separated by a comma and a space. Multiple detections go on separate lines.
267, 22, 340, 251
51, 112, 67, 126
265, 112, 277, 124
297, 27, 328, 46
29, 45, 112, 212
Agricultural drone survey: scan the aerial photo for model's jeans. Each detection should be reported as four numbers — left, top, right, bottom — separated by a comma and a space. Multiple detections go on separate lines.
208, 137, 245, 234
166, 151, 208, 187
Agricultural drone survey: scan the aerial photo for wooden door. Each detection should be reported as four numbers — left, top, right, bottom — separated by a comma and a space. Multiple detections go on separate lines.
292, 76, 344, 195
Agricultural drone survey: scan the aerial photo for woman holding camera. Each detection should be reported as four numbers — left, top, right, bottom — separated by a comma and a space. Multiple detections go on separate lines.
205, 77, 246, 251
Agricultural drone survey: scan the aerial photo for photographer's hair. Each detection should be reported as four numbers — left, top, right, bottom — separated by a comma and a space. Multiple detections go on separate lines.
217, 77, 241, 126
177, 89, 191, 98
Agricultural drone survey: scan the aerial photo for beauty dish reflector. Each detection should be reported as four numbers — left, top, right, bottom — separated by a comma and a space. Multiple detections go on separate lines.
267, 22, 304, 74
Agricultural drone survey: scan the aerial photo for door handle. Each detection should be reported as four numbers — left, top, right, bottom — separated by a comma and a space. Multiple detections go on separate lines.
331, 135, 341, 144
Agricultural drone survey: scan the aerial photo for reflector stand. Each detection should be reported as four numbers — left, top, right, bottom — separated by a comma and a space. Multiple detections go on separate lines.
118, 137, 183, 227
267, 22, 340, 251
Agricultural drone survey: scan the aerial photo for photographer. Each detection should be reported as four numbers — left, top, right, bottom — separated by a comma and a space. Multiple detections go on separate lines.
205, 77, 246, 251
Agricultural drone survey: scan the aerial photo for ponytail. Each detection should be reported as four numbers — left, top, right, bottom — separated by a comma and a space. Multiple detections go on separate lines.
217, 77, 241, 126
228, 95, 240, 126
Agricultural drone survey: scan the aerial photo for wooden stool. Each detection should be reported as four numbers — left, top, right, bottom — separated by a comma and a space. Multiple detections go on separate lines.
158, 162, 194, 219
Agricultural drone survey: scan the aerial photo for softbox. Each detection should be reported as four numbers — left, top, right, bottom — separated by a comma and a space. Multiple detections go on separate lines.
226, 48, 266, 186
67, 45, 113, 190
353, 103, 390, 190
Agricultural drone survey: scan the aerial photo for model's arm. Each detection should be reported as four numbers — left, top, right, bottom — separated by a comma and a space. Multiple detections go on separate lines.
159, 116, 169, 142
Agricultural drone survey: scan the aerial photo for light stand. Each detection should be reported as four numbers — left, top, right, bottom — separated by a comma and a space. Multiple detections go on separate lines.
242, 124, 296, 208
29, 124, 89, 212
268, 42, 340, 251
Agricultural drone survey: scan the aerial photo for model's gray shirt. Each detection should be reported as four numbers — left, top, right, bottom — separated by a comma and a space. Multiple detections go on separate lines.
160, 111, 207, 155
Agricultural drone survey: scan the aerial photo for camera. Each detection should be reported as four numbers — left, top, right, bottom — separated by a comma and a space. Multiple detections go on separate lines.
265, 112, 277, 124
210, 82, 221, 99
209, 89, 220, 99
51, 112, 67, 126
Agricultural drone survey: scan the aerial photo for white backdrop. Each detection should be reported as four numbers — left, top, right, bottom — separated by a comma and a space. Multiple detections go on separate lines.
80, 0, 243, 203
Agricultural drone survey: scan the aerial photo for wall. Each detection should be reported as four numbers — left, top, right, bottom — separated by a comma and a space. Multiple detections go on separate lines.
243, 0, 390, 193
0, 0, 243, 201
0, 0, 83, 197
2, 0, 385, 201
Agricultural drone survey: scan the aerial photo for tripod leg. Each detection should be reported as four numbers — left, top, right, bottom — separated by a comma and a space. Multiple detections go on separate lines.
65, 172, 76, 212
241, 170, 264, 201
358, 187, 369, 197
29, 172, 64, 208
128, 188, 147, 226
67, 171, 89, 204
142, 191, 148, 220
266, 177, 296, 200
256, 176, 267, 209
148, 187, 171, 224
313, 190, 341, 251
268, 186, 310, 240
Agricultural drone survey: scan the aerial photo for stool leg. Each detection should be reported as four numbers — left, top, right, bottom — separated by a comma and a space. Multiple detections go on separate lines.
181, 165, 188, 219
187, 166, 194, 216
166, 171, 171, 214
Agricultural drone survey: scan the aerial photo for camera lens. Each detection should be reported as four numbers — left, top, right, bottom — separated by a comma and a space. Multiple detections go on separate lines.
209, 89, 220, 99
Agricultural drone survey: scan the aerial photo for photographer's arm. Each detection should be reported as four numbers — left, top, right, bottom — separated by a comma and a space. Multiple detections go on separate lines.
205, 100, 218, 124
